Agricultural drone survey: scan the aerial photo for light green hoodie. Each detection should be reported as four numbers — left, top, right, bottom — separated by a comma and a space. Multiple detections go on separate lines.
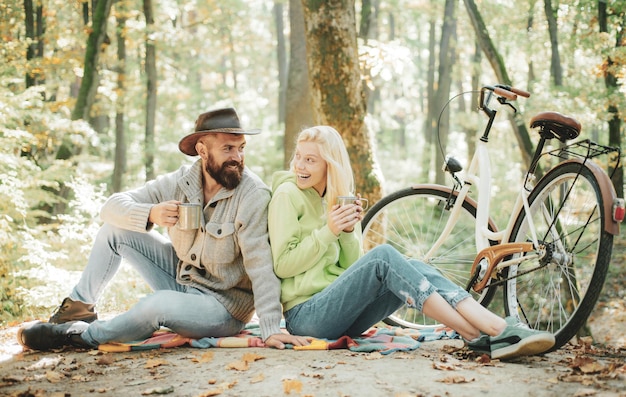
268, 171, 363, 311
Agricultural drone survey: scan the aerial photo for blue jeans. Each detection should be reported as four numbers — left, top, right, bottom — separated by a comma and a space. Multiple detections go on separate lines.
284, 244, 471, 339
69, 224, 244, 347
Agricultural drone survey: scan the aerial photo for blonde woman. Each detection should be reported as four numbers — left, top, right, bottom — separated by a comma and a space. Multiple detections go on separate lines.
268, 125, 555, 360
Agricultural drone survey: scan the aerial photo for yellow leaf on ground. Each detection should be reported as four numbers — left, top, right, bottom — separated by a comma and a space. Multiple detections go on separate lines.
250, 373, 265, 383
432, 361, 457, 371
226, 360, 249, 371
45, 370, 64, 383
195, 352, 214, 363
218, 380, 237, 389
283, 379, 303, 394
579, 362, 605, 374
437, 376, 475, 384
145, 358, 169, 369
195, 389, 222, 397
242, 352, 265, 363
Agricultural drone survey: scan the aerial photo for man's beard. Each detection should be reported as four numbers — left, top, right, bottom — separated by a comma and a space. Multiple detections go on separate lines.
206, 154, 244, 190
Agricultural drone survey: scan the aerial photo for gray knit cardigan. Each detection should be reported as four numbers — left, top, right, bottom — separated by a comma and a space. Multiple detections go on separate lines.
100, 160, 283, 340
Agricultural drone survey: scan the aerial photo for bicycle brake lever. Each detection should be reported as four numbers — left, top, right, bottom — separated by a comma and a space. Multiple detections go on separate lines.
498, 96, 518, 113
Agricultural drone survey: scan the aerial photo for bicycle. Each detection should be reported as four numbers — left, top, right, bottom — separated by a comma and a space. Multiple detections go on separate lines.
361, 84, 624, 350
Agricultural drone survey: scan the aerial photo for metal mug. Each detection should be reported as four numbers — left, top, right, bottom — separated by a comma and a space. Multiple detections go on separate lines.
178, 203, 202, 230
336, 196, 369, 210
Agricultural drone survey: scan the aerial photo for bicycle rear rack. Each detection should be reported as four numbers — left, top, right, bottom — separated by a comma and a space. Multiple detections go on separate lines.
543, 139, 621, 179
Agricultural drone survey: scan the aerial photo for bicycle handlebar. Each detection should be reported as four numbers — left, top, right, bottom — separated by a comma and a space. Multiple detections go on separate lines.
480, 84, 530, 112
507, 86, 531, 98
487, 84, 531, 100
494, 87, 518, 100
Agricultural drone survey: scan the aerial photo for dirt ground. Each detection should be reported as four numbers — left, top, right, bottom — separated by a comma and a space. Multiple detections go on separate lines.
0, 321, 624, 397
2, 236, 625, 397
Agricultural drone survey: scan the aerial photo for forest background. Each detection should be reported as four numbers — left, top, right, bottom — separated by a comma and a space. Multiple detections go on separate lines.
0, 0, 625, 334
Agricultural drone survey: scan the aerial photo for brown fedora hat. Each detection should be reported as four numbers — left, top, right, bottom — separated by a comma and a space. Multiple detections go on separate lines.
178, 107, 261, 156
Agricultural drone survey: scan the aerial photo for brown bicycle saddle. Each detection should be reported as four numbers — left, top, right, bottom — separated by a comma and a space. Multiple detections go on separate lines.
530, 111, 581, 142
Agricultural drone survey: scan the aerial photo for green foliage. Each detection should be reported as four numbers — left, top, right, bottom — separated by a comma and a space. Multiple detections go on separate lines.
0, 0, 624, 326
0, 80, 106, 324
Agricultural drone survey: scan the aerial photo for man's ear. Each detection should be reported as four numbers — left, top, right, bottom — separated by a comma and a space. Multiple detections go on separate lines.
196, 141, 206, 158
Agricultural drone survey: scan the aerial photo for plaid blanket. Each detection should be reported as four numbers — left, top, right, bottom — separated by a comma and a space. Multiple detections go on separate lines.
98, 323, 459, 355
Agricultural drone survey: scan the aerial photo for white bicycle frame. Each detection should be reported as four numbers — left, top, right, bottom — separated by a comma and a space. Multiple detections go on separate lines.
423, 139, 543, 273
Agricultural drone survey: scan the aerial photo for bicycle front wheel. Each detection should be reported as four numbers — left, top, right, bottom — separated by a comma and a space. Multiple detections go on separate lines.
505, 161, 613, 349
361, 185, 497, 329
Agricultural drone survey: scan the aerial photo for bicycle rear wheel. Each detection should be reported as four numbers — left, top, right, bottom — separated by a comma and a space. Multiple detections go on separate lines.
361, 185, 498, 329
504, 161, 613, 349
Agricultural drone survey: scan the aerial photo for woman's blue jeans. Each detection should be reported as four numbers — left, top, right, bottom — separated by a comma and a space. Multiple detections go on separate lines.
69, 224, 244, 347
284, 244, 471, 339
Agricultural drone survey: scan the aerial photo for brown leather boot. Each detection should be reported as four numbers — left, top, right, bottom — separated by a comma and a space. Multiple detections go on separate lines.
48, 297, 98, 324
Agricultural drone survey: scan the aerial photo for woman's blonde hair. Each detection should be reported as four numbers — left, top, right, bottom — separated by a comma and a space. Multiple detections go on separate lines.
290, 126, 354, 211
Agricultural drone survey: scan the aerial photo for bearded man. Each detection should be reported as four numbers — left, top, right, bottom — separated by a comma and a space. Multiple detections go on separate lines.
18, 108, 308, 351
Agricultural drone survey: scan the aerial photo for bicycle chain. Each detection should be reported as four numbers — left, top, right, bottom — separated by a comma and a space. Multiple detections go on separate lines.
487, 260, 551, 288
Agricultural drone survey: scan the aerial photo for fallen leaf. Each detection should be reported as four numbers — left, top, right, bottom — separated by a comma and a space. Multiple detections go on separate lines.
226, 360, 249, 371
140, 385, 175, 395
242, 352, 265, 363
560, 374, 586, 383
96, 354, 116, 365
195, 389, 222, 397
300, 372, 323, 379
437, 376, 474, 384
45, 371, 64, 383
197, 389, 222, 397
194, 352, 214, 363
145, 358, 169, 369
579, 362, 605, 374
572, 388, 598, 396
250, 373, 265, 383
2, 374, 26, 383
218, 380, 237, 389
364, 352, 383, 360
283, 379, 303, 394
475, 354, 492, 364
432, 361, 456, 371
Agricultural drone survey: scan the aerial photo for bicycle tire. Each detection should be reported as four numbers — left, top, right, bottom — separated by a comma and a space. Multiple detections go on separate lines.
361, 185, 498, 329
504, 161, 613, 350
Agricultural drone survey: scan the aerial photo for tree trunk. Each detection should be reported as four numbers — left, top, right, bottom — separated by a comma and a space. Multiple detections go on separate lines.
301, 0, 382, 202
467, 39, 481, 161
359, 0, 372, 41
112, 14, 127, 193
599, 1, 624, 199
284, 0, 314, 168
463, 0, 534, 169
71, 0, 113, 121
422, 18, 437, 182
544, 0, 563, 86
434, 0, 456, 185
274, 2, 287, 124
527, 1, 537, 86
144, 0, 157, 181
24, 0, 44, 88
